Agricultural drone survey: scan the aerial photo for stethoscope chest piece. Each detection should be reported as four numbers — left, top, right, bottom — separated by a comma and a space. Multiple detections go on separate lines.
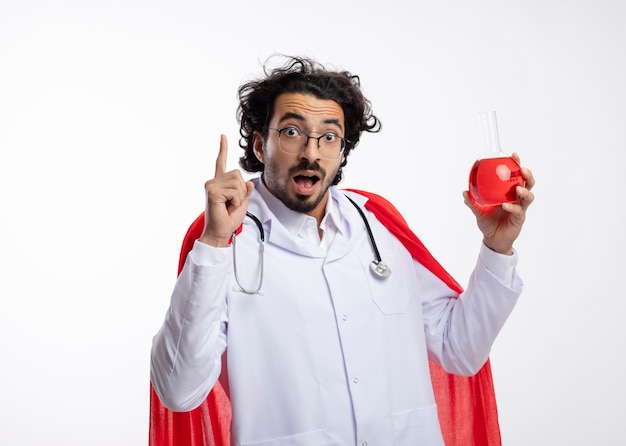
370, 260, 391, 279
345, 194, 393, 280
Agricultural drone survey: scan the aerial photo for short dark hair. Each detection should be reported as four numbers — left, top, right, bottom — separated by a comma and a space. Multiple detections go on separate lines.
237, 55, 382, 185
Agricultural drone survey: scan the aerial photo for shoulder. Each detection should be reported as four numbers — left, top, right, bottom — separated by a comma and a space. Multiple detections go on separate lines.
342, 188, 409, 227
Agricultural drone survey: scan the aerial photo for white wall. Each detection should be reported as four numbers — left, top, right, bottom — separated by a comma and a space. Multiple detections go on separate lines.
1, 1, 624, 444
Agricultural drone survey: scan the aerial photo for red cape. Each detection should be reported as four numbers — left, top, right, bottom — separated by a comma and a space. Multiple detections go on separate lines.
150, 190, 502, 445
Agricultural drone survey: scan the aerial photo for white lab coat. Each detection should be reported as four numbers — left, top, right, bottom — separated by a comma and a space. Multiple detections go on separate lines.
151, 178, 522, 446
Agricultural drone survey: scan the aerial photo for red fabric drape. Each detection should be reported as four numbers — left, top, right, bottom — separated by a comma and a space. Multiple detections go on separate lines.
149, 190, 502, 446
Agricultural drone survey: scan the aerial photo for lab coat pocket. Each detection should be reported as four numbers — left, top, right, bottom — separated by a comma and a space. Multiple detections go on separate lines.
240, 429, 331, 446
361, 254, 410, 315
392, 405, 444, 445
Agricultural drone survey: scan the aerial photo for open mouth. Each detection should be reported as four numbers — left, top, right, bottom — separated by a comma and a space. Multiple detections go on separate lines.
293, 174, 320, 195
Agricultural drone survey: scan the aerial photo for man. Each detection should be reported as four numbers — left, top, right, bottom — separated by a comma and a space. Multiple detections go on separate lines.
150, 56, 535, 445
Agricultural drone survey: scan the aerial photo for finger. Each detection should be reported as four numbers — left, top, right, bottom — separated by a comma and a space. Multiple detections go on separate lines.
514, 185, 535, 210
511, 152, 535, 191
245, 180, 255, 197
462, 190, 473, 208
224, 179, 250, 206
521, 167, 535, 190
462, 191, 482, 218
214, 134, 228, 178
501, 201, 522, 216
229, 181, 256, 208
205, 172, 248, 204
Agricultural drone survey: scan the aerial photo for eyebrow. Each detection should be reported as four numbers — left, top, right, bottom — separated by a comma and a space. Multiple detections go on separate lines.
277, 112, 344, 131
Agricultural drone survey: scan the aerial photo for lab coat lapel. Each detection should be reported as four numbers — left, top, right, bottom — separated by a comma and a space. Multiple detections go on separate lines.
247, 193, 327, 259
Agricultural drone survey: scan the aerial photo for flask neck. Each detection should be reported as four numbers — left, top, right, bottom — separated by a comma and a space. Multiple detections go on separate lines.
479, 111, 504, 158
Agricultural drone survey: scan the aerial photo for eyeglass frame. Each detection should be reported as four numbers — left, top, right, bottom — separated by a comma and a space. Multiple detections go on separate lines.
265, 126, 350, 159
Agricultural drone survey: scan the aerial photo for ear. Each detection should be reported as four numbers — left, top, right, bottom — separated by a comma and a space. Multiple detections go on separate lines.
252, 131, 265, 164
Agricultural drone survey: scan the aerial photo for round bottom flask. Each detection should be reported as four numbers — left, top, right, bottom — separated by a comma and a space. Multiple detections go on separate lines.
468, 111, 525, 206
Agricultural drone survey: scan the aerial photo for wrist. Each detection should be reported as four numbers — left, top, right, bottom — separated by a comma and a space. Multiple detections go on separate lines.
199, 233, 231, 248
483, 239, 513, 256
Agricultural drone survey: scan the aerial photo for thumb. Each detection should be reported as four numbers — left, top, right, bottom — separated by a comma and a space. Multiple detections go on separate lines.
245, 180, 255, 197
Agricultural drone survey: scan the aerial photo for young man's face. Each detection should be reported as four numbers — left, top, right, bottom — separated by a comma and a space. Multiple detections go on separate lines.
253, 92, 345, 222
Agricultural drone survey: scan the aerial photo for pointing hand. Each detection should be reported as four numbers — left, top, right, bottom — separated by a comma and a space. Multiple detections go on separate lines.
199, 135, 255, 247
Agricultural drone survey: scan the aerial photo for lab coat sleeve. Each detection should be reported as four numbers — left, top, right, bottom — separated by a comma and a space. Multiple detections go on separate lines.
150, 240, 231, 412
422, 243, 522, 376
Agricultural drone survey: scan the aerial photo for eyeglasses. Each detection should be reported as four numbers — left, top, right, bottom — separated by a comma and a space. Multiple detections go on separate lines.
267, 127, 349, 160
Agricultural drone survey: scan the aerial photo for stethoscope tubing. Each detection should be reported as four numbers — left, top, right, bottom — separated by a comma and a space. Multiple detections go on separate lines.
231, 211, 265, 295
231, 194, 391, 294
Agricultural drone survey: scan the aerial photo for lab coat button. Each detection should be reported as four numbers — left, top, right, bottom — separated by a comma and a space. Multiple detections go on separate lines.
342, 314, 348, 321
353, 377, 359, 383
361, 442, 368, 446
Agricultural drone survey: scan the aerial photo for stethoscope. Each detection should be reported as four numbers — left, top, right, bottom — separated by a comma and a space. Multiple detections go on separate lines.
231, 194, 391, 295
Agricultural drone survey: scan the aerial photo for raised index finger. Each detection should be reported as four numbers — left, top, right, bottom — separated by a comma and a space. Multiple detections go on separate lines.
214, 134, 228, 178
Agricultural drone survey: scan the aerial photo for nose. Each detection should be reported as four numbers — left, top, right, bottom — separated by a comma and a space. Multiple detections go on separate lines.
300, 135, 321, 161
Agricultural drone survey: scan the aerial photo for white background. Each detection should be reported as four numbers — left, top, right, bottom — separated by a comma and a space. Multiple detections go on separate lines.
1, 1, 625, 445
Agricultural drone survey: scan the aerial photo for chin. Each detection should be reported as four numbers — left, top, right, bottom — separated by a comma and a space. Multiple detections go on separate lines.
286, 193, 324, 214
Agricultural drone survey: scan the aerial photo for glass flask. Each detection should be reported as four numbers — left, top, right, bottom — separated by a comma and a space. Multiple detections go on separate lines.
468, 111, 525, 206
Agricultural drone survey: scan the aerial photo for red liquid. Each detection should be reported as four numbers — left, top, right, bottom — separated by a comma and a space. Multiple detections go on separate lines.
469, 157, 525, 206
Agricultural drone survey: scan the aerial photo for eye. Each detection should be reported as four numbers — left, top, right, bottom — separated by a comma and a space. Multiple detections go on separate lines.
322, 132, 338, 142
281, 127, 301, 138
